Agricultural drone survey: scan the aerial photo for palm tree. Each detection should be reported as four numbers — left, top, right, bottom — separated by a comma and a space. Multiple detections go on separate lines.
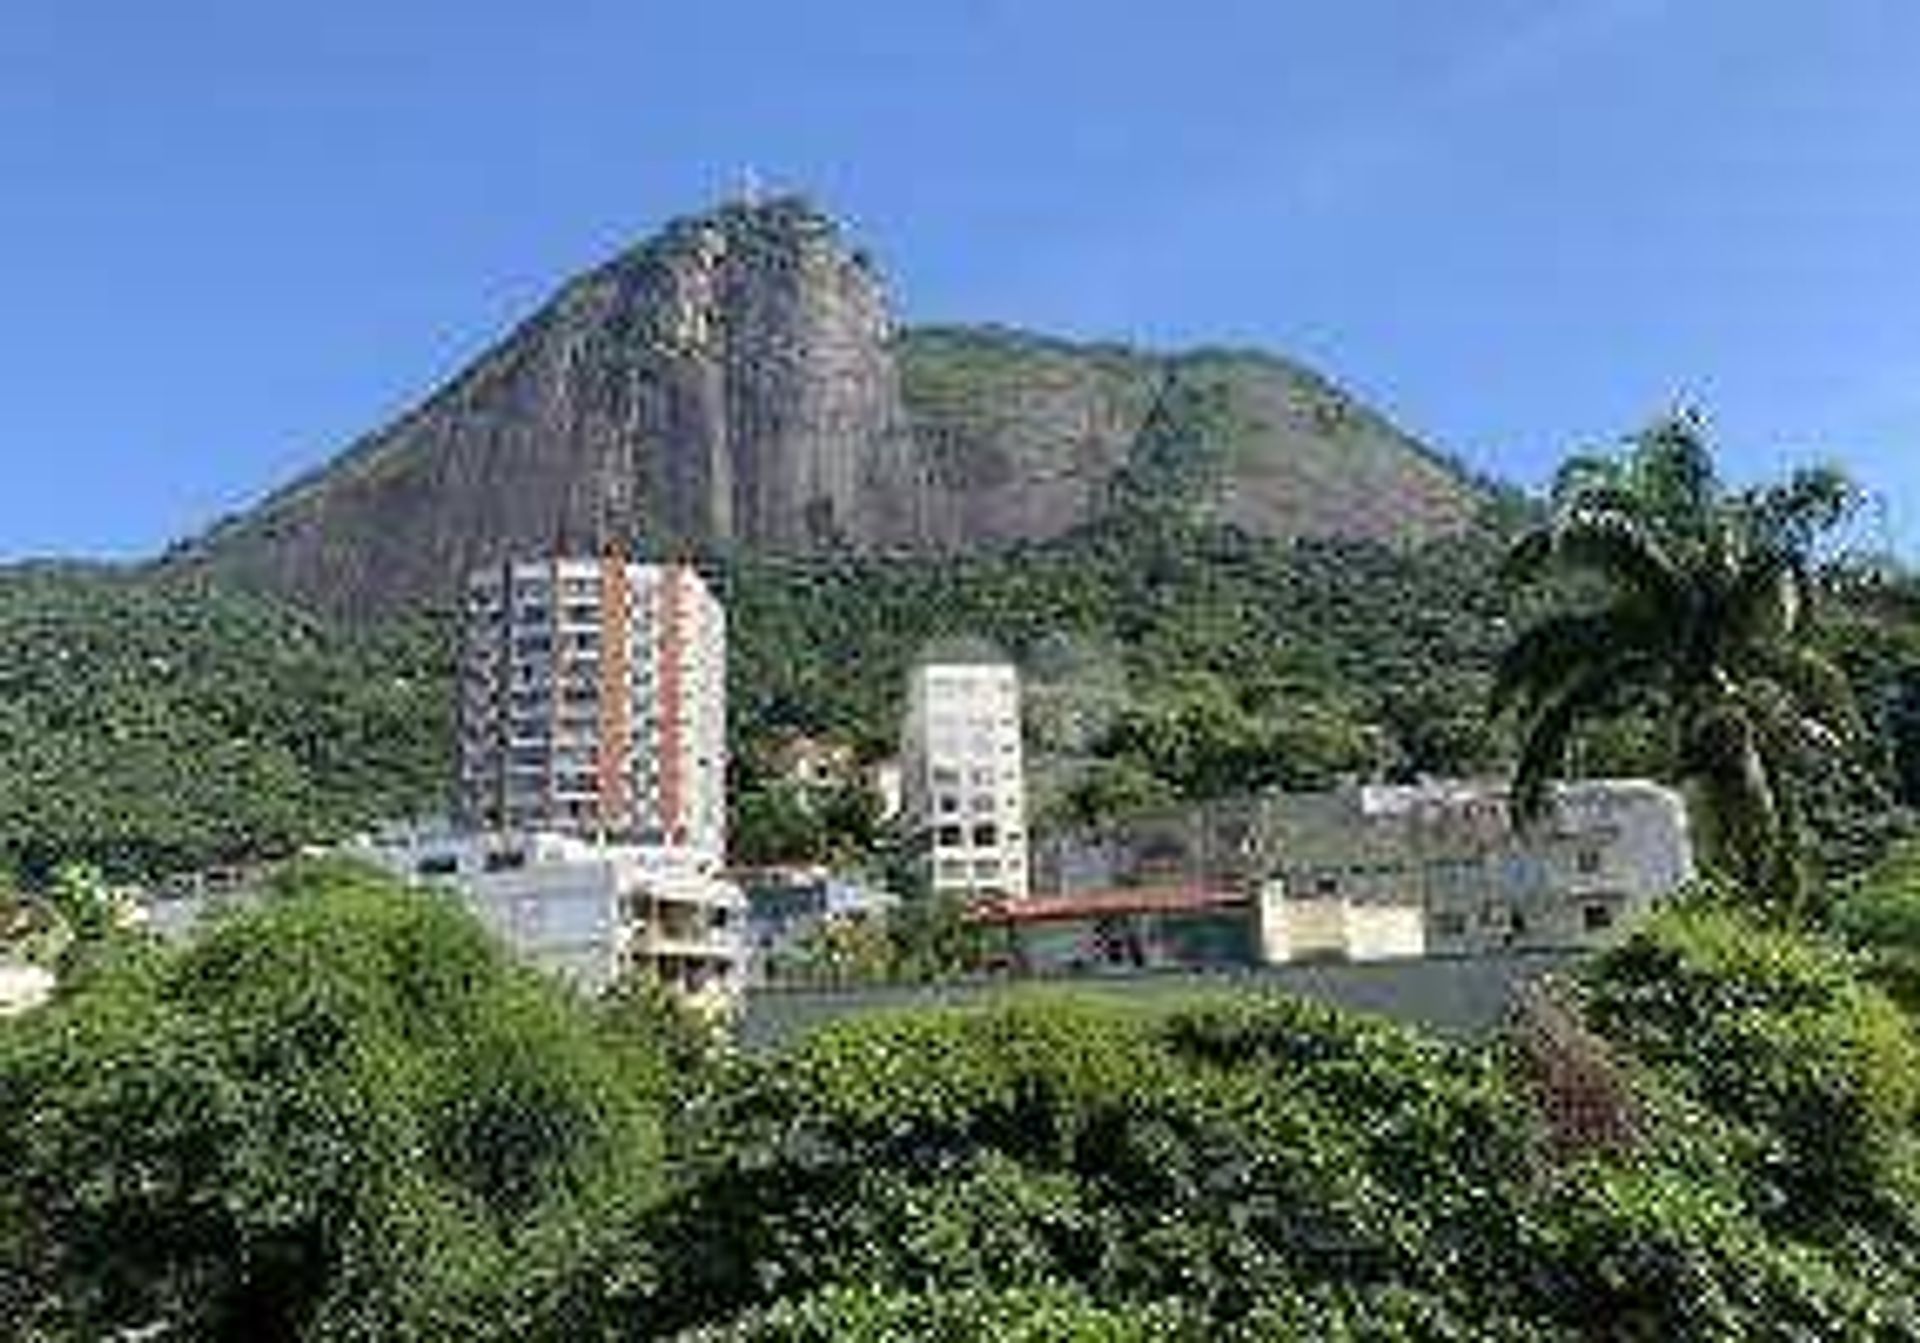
1494, 412, 1862, 910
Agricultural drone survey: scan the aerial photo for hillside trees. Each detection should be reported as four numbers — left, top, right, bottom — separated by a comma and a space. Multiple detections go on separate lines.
0, 569, 447, 882
5, 483, 1913, 881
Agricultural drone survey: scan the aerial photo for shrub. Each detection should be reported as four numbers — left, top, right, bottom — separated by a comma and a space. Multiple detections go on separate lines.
0, 866, 667, 1340
1580, 904, 1920, 1234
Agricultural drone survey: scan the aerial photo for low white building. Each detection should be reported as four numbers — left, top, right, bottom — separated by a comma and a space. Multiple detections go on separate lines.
1034, 778, 1694, 964
349, 824, 747, 1006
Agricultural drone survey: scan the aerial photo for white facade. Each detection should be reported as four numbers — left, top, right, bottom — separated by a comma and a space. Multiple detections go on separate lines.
901, 655, 1029, 899
459, 557, 726, 858
0, 962, 54, 1018
1258, 892, 1427, 964
350, 825, 746, 1006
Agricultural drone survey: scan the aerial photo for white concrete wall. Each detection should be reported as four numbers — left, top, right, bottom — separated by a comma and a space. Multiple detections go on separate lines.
0, 962, 54, 1017
1258, 884, 1426, 964
348, 829, 745, 999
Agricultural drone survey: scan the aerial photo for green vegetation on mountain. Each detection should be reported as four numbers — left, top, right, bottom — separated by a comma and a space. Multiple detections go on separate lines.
5, 494, 1918, 887
0, 567, 447, 882
723, 516, 1516, 819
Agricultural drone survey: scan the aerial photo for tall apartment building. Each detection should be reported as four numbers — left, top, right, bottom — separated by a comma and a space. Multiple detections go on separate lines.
901, 645, 1029, 899
459, 556, 726, 858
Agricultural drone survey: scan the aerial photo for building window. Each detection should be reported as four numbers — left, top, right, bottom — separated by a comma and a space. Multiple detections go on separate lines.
1576, 847, 1604, 875
485, 849, 527, 872
974, 859, 1000, 878
1583, 901, 1614, 932
937, 794, 961, 815
415, 855, 458, 877
1433, 911, 1467, 938
972, 822, 998, 847
937, 824, 964, 847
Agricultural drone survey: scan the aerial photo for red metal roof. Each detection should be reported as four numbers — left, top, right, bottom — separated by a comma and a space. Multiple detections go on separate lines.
973, 885, 1250, 924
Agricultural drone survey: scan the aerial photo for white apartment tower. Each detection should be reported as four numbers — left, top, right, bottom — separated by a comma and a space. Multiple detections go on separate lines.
902, 644, 1029, 899
459, 556, 726, 857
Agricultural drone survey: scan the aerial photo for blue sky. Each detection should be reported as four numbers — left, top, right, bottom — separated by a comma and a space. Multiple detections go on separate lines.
3, 1, 1917, 559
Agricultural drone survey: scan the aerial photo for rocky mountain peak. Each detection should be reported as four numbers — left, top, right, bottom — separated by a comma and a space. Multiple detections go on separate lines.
168, 197, 1481, 618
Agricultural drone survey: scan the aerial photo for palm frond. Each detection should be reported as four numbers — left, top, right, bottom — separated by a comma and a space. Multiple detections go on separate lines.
1547, 511, 1684, 611
1683, 698, 1782, 890
1550, 453, 1628, 510
1628, 413, 1721, 536
1724, 552, 1804, 648
1501, 527, 1555, 587
1749, 642, 1865, 742
1740, 464, 1860, 558
1492, 608, 1663, 720
1510, 654, 1655, 826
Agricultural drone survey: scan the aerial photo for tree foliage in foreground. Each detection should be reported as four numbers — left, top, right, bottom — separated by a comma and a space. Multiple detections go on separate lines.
8, 861, 1920, 1338
609, 914, 1920, 1340
0, 863, 670, 1340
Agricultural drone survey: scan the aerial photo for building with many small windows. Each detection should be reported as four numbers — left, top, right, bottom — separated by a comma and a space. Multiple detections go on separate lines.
1031, 778, 1694, 963
458, 556, 726, 858
901, 643, 1030, 899
1260, 778, 1693, 958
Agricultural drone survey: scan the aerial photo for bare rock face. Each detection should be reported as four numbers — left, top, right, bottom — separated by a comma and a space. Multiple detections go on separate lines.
173, 198, 921, 617
169, 197, 1483, 618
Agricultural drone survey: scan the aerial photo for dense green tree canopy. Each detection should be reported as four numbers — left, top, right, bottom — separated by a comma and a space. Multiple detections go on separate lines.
0, 863, 669, 1339
0, 567, 447, 882
2, 485, 1913, 885
6, 862, 1920, 1337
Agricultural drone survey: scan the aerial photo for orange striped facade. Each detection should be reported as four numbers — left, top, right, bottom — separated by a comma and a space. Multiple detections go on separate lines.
457, 557, 726, 856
